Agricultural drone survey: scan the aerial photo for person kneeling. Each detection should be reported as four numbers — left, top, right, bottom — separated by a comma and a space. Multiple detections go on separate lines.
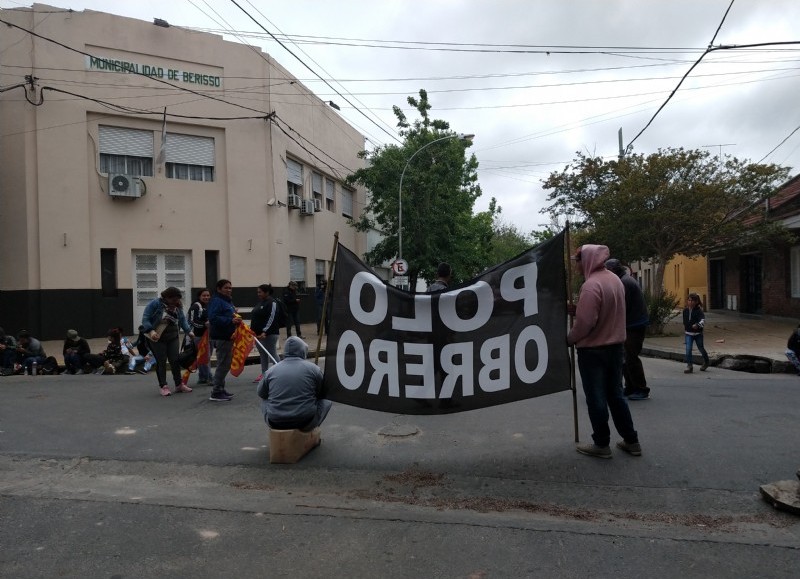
257, 337, 331, 431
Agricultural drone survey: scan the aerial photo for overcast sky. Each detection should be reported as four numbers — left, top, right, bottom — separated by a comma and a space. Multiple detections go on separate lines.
2, 0, 799, 234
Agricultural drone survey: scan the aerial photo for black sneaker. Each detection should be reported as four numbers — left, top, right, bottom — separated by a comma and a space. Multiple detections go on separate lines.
209, 392, 232, 402
222, 390, 235, 398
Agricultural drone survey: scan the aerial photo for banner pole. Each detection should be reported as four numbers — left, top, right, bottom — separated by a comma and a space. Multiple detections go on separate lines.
566, 222, 580, 443
315, 231, 339, 365
251, 333, 279, 365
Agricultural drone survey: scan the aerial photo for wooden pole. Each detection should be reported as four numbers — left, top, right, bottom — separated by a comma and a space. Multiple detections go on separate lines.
566, 222, 580, 443
315, 231, 339, 365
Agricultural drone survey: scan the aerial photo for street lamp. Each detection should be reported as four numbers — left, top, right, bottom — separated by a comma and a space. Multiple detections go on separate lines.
397, 133, 474, 265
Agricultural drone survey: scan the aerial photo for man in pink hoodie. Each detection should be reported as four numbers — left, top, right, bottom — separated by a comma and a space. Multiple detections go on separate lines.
568, 244, 642, 459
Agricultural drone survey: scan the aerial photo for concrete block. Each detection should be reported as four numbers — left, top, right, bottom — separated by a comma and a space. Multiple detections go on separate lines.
269, 427, 321, 464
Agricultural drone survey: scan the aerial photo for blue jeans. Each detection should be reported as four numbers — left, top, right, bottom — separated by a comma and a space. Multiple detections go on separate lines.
684, 334, 709, 366
576, 344, 638, 448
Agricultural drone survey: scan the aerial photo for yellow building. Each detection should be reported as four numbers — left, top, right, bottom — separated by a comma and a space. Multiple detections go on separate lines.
635, 255, 708, 306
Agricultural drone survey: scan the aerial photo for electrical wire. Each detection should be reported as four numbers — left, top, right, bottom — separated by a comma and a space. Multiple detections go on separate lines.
228, 0, 401, 144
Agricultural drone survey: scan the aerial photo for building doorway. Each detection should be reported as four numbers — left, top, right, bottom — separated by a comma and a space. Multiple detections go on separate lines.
709, 258, 725, 310
741, 254, 762, 314
132, 251, 192, 331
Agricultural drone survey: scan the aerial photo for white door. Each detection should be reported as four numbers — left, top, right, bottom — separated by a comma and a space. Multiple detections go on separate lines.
132, 251, 192, 332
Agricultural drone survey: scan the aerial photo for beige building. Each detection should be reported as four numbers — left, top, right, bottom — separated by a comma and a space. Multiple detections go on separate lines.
0, 5, 371, 339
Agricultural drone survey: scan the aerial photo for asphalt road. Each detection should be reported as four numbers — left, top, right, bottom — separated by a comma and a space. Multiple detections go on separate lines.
1, 357, 798, 578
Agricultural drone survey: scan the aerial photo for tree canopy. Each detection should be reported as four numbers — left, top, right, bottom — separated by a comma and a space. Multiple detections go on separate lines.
347, 90, 497, 288
541, 147, 790, 293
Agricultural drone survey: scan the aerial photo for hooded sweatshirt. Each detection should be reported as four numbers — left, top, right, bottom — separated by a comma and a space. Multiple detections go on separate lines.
568, 244, 626, 348
257, 337, 324, 426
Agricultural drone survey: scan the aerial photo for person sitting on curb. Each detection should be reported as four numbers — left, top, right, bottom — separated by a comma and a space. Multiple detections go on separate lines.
62, 329, 91, 375
257, 337, 332, 432
15, 330, 46, 375
785, 323, 800, 376
0, 327, 17, 374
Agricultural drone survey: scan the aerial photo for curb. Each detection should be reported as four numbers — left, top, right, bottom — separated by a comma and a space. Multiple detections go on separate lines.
642, 346, 795, 375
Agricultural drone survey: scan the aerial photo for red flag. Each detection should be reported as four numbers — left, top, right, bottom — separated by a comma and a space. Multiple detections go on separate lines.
229, 324, 255, 377
193, 332, 210, 367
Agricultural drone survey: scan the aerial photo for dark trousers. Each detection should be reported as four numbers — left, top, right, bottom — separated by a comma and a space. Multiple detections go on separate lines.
149, 336, 182, 388
623, 325, 648, 395
577, 344, 638, 448
286, 310, 302, 337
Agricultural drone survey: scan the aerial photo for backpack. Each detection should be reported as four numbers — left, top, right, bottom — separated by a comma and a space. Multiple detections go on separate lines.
274, 297, 289, 325
40, 356, 60, 375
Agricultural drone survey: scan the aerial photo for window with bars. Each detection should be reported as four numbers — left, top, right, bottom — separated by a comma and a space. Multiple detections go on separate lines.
164, 133, 215, 182
316, 259, 326, 287
287, 158, 303, 202
99, 125, 154, 177
341, 187, 354, 217
289, 255, 307, 292
312, 172, 323, 206
325, 178, 336, 212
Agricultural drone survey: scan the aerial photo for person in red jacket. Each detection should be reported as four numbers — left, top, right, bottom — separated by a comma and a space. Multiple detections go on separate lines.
568, 244, 641, 459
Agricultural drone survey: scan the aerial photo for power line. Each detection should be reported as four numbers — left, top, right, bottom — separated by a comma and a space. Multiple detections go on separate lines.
228, 0, 401, 144
0, 15, 274, 116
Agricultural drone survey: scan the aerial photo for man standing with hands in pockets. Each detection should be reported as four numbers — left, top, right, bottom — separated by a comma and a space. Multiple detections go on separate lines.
568, 244, 642, 459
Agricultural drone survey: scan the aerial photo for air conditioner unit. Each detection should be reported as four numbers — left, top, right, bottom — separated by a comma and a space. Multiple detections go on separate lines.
300, 199, 316, 216
313, 198, 322, 212
287, 193, 301, 209
109, 174, 143, 198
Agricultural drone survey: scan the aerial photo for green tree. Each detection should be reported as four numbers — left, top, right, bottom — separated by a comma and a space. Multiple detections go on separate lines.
347, 90, 497, 288
488, 218, 533, 265
541, 147, 790, 295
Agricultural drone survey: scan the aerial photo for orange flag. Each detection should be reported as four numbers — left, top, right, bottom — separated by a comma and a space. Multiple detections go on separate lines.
181, 333, 210, 386
229, 324, 255, 377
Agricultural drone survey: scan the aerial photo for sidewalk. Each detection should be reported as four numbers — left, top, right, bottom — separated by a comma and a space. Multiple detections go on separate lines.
40, 323, 327, 368
38, 311, 799, 374
643, 310, 797, 373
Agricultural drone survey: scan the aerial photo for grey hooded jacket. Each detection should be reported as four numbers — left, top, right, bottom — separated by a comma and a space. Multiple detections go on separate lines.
257, 337, 324, 427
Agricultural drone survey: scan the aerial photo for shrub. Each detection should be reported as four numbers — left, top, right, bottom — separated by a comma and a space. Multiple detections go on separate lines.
645, 290, 680, 336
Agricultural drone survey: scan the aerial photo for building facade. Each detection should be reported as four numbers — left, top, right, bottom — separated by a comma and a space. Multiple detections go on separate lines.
0, 5, 369, 339
707, 175, 800, 317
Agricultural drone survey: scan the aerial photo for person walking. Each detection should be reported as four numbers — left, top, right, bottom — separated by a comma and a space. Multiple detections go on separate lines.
605, 259, 650, 400
568, 244, 641, 459
250, 284, 283, 383
142, 287, 194, 397
282, 281, 304, 338
207, 279, 241, 402
188, 288, 212, 385
314, 280, 327, 334
682, 292, 710, 373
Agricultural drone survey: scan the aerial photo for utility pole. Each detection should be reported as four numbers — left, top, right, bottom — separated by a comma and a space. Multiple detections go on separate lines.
618, 128, 624, 160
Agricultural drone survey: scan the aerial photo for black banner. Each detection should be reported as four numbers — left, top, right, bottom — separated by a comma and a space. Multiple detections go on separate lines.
322, 231, 569, 414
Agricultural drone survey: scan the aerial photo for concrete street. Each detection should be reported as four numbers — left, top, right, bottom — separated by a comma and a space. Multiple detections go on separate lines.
1, 351, 799, 577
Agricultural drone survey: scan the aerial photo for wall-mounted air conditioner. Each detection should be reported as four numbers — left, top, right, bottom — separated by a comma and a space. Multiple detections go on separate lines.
300, 199, 315, 216
109, 174, 143, 198
313, 198, 322, 212
287, 193, 301, 209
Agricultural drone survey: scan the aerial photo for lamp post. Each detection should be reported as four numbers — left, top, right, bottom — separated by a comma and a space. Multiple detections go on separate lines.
397, 133, 474, 268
